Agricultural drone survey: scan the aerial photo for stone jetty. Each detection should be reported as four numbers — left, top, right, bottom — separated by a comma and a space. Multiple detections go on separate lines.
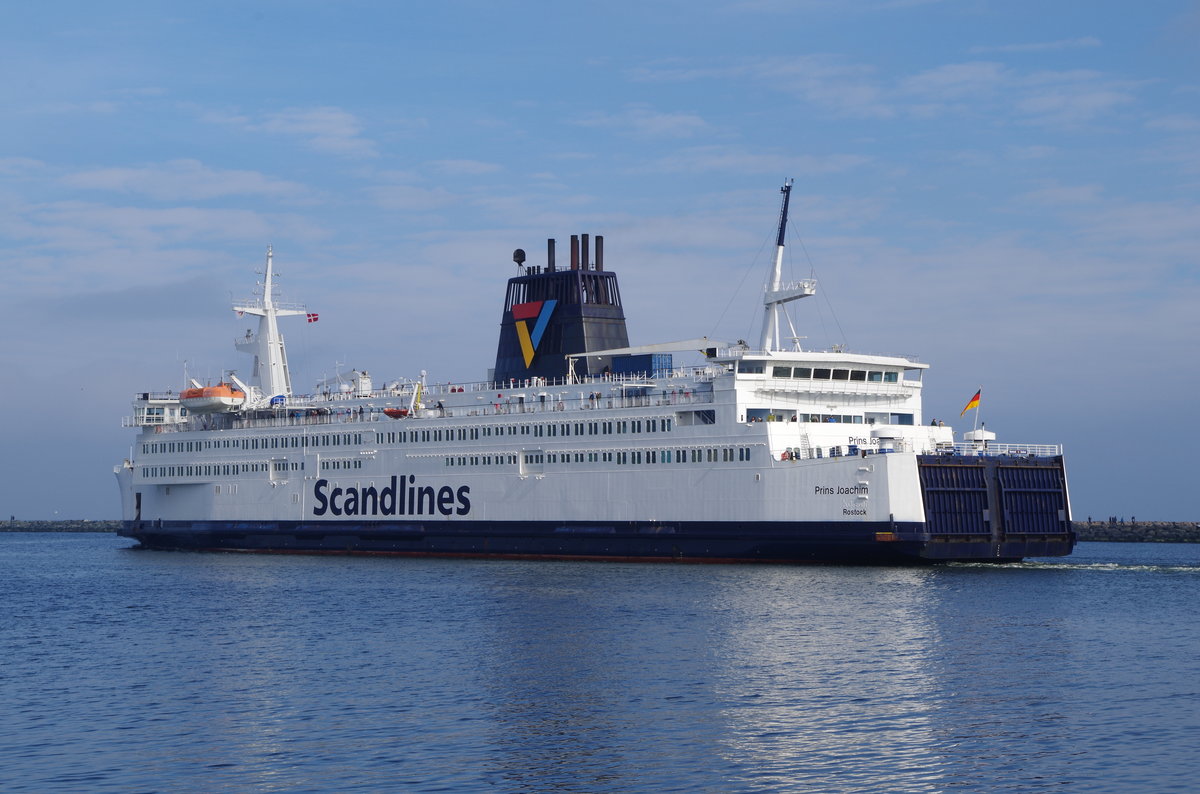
1073, 520, 1199, 543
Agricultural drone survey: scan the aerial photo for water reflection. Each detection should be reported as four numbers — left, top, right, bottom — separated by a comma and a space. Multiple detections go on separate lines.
705, 567, 945, 792
6, 537, 1199, 792
473, 564, 949, 792
476, 564, 735, 790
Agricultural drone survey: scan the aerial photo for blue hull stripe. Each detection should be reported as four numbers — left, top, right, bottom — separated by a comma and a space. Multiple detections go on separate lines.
119, 519, 1075, 564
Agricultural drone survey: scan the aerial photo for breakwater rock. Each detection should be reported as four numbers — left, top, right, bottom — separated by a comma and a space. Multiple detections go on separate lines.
1073, 521, 1200, 543
3, 520, 120, 533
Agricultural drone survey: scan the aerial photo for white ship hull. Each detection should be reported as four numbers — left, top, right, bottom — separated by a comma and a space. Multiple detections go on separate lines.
115, 188, 1074, 563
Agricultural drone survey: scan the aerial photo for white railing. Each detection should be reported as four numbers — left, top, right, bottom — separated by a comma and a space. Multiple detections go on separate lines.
946, 442, 1062, 457
755, 378, 915, 397
131, 389, 718, 433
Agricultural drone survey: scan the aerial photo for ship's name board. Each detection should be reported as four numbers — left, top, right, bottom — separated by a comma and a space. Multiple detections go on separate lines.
313, 475, 470, 517
814, 485, 869, 496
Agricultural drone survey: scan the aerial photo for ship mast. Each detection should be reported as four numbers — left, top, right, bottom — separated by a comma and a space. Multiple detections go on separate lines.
233, 246, 307, 402
758, 180, 816, 352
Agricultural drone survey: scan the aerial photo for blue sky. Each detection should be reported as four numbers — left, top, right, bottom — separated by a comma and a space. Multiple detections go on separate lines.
2, 1, 1196, 521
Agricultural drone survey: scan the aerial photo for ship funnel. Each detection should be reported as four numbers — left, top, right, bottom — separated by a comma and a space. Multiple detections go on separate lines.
493, 232, 629, 383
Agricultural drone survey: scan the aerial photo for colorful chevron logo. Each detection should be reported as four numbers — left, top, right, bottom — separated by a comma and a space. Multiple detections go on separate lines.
511, 299, 557, 368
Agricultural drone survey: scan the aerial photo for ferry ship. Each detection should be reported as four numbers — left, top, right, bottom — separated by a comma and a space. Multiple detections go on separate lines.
115, 183, 1074, 563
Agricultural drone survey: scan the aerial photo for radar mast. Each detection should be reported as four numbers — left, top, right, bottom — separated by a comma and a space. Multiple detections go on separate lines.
758, 180, 817, 352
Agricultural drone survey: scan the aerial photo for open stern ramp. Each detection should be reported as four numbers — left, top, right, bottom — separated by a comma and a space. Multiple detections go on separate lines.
917, 454, 1074, 561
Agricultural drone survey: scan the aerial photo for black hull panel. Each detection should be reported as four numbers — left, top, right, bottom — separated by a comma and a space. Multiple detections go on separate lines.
916, 453, 1075, 560
118, 519, 1074, 564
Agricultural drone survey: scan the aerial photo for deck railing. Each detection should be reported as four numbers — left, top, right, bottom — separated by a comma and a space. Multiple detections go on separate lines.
942, 442, 1063, 457
131, 388, 717, 433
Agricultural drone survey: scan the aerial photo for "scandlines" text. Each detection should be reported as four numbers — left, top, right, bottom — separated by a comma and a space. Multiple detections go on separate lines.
313, 475, 470, 517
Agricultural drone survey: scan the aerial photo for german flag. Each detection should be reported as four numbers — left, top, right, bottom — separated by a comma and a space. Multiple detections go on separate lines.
960, 389, 981, 417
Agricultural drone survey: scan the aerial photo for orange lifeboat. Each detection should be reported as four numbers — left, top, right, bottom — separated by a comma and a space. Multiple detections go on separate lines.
383, 408, 409, 419
180, 383, 247, 414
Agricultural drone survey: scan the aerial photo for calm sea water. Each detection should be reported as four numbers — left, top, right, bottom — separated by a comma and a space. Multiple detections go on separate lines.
2, 535, 1198, 793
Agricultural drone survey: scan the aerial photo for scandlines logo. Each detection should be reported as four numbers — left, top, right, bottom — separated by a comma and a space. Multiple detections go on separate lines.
511, 299, 557, 368
312, 475, 470, 517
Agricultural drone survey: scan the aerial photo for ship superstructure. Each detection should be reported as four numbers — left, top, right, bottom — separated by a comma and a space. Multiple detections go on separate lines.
116, 185, 1074, 563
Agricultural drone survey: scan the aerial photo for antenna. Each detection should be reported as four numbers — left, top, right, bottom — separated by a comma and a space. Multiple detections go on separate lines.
758, 180, 816, 352
776, 179, 793, 248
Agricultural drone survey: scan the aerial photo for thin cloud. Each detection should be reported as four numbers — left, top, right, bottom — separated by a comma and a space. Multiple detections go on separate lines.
1015, 83, 1135, 127
428, 160, 504, 176
1020, 184, 1104, 205
201, 106, 378, 158
14, 201, 326, 262
0, 157, 45, 175
32, 100, 120, 115
1006, 145, 1058, 160
899, 61, 1008, 100
61, 160, 309, 202
753, 57, 892, 118
364, 183, 458, 212
1080, 199, 1200, 256
648, 146, 870, 176
630, 54, 1140, 127
1145, 114, 1200, 132
898, 62, 1136, 126
628, 56, 892, 119
254, 107, 378, 158
573, 105, 709, 138
970, 37, 1102, 54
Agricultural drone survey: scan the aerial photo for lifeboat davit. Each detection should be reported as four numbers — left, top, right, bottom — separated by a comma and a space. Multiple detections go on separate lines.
180, 383, 246, 414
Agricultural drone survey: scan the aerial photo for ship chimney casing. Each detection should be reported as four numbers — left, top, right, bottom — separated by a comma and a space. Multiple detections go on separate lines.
581, 233, 590, 271
570, 235, 579, 270
547, 238, 556, 272
595, 235, 604, 271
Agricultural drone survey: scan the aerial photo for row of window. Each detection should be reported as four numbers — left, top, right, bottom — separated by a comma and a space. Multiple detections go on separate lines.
446, 454, 521, 467
382, 417, 674, 445
737, 361, 901, 382
321, 459, 363, 471
444, 446, 755, 468
781, 445, 870, 460
139, 457, 369, 479
144, 417, 680, 458
142, 441, 776, 480
751, 412, 867, 424
143, 433, 364, 455
140, 460, 304, 478
769, 366, 899, 382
